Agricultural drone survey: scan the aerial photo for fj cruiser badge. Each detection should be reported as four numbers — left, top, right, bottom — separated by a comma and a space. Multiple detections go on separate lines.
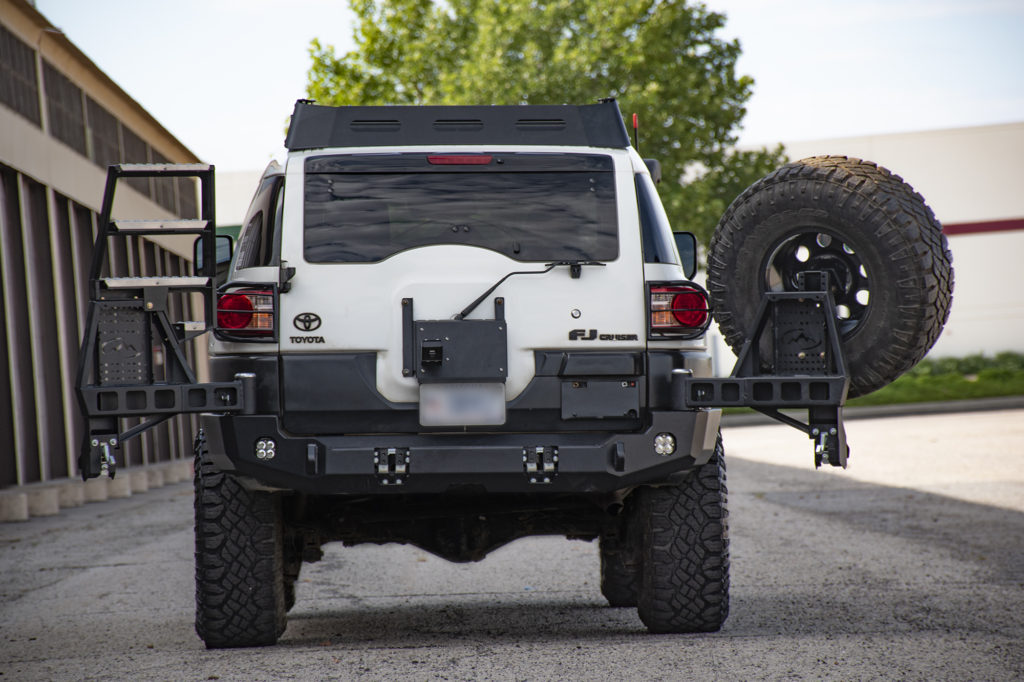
569, 329, 639, 341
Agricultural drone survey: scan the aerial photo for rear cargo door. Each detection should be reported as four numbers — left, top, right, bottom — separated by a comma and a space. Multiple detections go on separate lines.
277, 148, 646, 417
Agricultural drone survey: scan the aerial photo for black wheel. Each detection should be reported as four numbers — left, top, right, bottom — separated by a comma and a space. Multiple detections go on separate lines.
194, 432, 286, 648
637, 435, 728, 633
599, 496, 642, 608
707, 156, 953, 398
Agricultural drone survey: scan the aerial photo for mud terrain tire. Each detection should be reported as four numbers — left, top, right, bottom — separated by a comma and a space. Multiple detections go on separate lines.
599, 496, 643, 607
637, 435, 729, 633
194, 433, 286, 648
707, 156, 953, 398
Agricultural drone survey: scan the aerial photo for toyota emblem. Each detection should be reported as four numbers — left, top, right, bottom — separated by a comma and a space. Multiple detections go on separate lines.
293, 312, 322, 331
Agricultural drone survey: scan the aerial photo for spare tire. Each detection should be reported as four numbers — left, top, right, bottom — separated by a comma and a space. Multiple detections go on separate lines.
707, 156, 953, 398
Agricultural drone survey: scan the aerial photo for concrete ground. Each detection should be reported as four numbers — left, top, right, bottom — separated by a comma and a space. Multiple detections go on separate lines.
1, 409, 1021, 680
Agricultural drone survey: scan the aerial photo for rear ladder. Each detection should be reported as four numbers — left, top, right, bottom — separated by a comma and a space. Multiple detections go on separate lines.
75, 164, 252, 479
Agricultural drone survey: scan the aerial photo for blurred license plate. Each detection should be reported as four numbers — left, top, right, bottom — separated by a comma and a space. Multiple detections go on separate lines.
420, 383, 506, 426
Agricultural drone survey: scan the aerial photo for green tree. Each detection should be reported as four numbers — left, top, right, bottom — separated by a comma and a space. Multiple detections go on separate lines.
306, 0, 785, 246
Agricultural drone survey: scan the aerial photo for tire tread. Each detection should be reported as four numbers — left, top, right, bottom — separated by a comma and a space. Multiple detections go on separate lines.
637, 437, 729, 633
194, 435, 286, 648
599, 497, 643, 607
707, 156, 953, 397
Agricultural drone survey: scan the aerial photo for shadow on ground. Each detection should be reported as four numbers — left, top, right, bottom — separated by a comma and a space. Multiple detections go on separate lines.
273, 455, 1024, 650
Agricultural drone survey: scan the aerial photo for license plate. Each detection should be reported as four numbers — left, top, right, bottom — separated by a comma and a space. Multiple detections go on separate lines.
419, 383, 506, 426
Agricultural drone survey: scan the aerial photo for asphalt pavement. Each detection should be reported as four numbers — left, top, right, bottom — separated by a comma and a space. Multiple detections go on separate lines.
1, 409, 1021, 680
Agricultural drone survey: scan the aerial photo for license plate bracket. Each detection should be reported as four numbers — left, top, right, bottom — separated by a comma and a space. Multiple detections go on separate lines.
419, 383, 506, 426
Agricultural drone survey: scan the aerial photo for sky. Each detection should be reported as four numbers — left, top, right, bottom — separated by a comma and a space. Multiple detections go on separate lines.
33, 0, 1024, 172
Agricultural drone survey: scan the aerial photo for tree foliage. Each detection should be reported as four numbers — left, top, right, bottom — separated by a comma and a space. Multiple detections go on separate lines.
306, 0, 786, 246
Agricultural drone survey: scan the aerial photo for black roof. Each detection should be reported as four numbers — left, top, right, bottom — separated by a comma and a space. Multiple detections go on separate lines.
284, 100, 631, 151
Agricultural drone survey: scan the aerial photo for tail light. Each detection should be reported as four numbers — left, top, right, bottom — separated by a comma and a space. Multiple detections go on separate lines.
216, 288, 275, 339
649, 282, 711, 338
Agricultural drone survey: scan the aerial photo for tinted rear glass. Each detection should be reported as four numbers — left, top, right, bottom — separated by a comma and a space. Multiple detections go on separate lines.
635, 173, 679, 265
304, 154, 618, 263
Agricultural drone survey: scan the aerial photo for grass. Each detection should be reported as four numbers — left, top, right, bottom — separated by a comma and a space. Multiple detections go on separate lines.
846, 352, 1024, 407
721, 352, 1024, 413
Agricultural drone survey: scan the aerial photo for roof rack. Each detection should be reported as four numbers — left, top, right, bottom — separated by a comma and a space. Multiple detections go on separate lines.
284, 99, 631, 151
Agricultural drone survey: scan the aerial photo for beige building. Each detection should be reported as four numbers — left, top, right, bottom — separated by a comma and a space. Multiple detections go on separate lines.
1, 0, 203, 498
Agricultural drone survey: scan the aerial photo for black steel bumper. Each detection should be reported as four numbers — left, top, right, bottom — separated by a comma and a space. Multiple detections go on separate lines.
201, 409, 721, 496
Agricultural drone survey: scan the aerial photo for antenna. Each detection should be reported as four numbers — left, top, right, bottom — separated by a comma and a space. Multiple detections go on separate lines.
632, 113, 639, 152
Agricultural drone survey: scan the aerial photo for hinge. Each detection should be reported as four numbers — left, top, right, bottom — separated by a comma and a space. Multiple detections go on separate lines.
523, 446, 558, 483
375, 447, 410, 486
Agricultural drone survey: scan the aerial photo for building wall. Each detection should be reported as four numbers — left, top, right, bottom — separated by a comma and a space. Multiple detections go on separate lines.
0, 0, 205, 489
216, 169, 264, 229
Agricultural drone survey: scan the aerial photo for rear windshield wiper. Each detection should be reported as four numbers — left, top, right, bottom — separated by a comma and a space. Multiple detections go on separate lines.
453, 260, 606, 320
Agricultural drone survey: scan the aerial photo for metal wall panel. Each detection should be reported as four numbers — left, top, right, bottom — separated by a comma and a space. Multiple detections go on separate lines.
42, 61, 87, 157
85, 96, 120, 169
21, 174, 68, 480
0, 24, 41, 127
0, 168, 16, 487
0, 165, 39, 484
51, 193, 84, 478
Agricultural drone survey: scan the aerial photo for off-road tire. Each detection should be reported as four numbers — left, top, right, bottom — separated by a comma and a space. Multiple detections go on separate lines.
194, 433, 286, 648
637, 435, 729, 633
283, 536, 302, 613
599, 496, 642, 607
283, 581, 297, 613
707, 156, 954, 398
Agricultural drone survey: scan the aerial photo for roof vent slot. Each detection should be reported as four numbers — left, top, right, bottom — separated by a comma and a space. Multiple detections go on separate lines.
432, 119, 484, 132
516, 118, 567, 131
350, 119, 401, 132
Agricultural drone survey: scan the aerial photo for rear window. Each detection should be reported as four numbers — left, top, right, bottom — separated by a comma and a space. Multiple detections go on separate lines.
303, 153, 618, 263
635, 173, 679, 265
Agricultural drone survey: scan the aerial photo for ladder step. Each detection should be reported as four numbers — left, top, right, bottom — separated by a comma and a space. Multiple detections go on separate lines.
111, 219, 210, 234
116, 163, 213, 176
101, 276, 210, 289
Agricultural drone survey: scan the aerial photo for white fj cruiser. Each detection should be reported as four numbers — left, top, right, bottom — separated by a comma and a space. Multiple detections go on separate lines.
76, 99, 952, 647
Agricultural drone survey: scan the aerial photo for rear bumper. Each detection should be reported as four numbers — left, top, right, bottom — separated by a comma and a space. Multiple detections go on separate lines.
202, 408, 721, 495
